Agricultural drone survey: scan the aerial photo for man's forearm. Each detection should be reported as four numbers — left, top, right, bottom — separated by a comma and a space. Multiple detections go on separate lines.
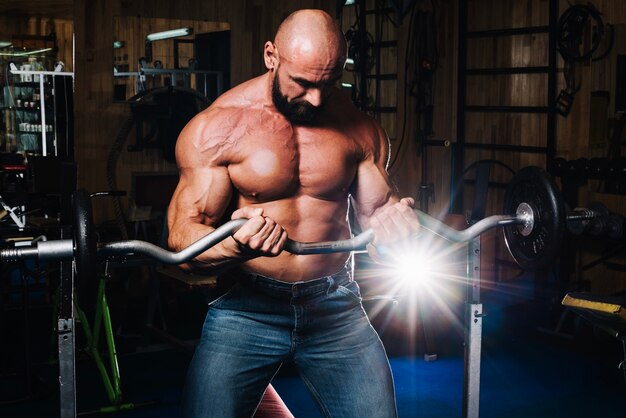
168, 223, 253, 274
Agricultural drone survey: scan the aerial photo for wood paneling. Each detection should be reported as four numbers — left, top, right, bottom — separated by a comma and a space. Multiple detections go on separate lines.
557, 0, 626, 161
0, 0, 72, 19
72, 0, 332, 222
422, 0, 626, 218
0, 17, 73, 71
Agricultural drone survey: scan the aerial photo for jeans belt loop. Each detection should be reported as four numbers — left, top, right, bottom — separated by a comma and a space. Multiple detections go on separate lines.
326, 276, 335, 295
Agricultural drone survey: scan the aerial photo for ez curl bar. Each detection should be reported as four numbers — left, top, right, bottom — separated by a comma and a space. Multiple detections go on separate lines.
0, 166, 605, 282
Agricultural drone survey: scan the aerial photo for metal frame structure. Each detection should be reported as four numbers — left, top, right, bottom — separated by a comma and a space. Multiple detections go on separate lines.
114, 68, 223, 100
450, 0, 557, 213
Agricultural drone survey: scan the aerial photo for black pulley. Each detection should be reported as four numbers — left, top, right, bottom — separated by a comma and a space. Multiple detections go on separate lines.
73, 189, 98, 310
503, 166, 565, 269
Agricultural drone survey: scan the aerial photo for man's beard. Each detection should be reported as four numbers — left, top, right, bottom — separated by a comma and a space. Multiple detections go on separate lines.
272, 72, 319, 123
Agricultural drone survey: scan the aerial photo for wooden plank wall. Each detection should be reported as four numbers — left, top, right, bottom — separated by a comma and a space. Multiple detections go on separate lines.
419, 0, 625, 217
559, 0, 626, 161
419, 0, 626, 286
568, 0, 626, 293
72, 0, 333, 222
0, 16, 73, 71
339, 1, 419, 200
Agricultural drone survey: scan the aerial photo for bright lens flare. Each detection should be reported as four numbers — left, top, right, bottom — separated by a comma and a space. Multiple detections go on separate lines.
376, 234, 469, 295
359, 231, 481, 353
394, 253, 435, 288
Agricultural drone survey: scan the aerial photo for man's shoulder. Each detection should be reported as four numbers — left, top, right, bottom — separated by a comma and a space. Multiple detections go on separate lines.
179, 87, 266, 150
326, 90, 382, 137
211, 74, 266, 107
322, 90, 388, 162
328, 89, 376, 124
198, 77, 267, 123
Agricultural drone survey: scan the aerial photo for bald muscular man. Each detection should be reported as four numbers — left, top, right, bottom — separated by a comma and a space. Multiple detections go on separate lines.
168, 9, 420, 418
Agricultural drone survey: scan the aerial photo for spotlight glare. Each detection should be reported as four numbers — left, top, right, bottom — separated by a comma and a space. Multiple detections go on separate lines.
394, 253, 434, 288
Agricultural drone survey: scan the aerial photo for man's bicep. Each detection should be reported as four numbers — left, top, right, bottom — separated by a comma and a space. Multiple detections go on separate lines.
168, 165, 233, 246
170, 110, 234, 223
351, 159, 398, 229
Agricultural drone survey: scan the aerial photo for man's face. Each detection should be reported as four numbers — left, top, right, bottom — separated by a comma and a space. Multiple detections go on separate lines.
270, 58, 343, 124
272, 70, 319, 123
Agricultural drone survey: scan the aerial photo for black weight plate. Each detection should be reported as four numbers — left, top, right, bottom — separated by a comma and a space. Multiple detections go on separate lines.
503, 166, 565, 269
607, 215, 625, 239
73, 189, 98, 311
587, 202, 609, 236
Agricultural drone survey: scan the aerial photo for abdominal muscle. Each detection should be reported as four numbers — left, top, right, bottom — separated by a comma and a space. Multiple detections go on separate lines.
237, 195, 353, 282
242, 252, 351, 282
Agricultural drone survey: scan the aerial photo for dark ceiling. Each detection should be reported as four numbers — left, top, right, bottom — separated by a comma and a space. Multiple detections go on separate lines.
0, 0, 73, 19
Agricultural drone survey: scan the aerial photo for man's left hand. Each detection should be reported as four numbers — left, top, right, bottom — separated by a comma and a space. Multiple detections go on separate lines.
366, 197, 420, 262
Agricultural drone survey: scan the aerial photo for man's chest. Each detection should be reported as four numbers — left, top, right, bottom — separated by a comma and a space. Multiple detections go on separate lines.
227, 126, 360, 202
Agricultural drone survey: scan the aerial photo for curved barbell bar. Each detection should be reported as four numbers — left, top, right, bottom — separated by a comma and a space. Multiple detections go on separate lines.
1, 209, 528, 266
98, 218, 377, 262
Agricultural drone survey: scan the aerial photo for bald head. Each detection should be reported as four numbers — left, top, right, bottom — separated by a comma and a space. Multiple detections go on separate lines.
273, 9, 347, 68
263, 9, 346, 123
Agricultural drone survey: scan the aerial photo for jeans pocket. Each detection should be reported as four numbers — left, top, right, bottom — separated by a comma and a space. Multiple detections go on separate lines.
208, 282, 242, 308
336, 281, 362, 304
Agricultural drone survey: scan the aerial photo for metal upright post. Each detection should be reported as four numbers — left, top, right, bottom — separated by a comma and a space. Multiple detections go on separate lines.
463, 235, 483, 418
58, 163, 77, 418
58, 256, 76, 418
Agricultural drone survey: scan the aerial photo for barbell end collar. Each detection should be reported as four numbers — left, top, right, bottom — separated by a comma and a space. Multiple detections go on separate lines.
515, 202, 535, 237
0, 239, 74, 262
40, 239, 74, 262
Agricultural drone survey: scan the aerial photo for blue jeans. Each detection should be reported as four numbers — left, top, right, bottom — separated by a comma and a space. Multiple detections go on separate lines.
181, 263, 397, 418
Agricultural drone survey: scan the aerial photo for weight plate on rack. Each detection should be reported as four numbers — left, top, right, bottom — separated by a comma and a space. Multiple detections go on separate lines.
73, 189, 98, 312
503, 166, 565, 269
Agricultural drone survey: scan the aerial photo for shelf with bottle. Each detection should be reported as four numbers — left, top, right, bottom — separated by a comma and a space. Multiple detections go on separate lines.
1, 105, 45, 112
13, 81, 53, 88
3, 85, 53, 108
0, 33, 71, 157
17, 122, 54, 133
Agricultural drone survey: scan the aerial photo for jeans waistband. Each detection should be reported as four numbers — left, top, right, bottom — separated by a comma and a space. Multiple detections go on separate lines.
241, 264, 353, 299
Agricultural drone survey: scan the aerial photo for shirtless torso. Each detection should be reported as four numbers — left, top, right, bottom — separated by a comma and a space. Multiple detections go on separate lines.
168, 72, 391, 281
168, 7, 419, 286
174, 10, 418, 417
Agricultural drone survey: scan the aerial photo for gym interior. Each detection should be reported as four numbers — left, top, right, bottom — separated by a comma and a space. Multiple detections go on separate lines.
1, 0, 625, 417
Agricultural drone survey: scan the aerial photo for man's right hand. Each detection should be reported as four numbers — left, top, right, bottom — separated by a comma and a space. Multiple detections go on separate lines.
230, 207, 288, 257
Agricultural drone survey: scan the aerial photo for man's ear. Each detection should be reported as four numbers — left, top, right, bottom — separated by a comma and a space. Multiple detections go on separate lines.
264, 41, 278, 71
